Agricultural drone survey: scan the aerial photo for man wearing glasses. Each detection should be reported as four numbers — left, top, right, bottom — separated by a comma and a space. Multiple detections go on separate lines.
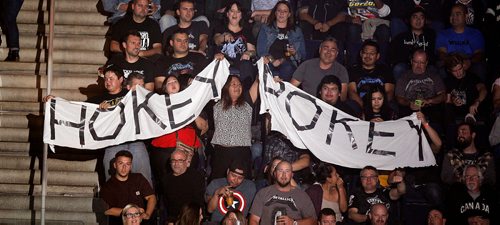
162, 149, 205, 224
347, 166, 405, 225
100, 150, 157, 225
445, 165, 498, 225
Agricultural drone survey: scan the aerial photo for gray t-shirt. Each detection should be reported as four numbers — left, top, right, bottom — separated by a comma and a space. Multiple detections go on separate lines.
206, 178, 257, 222
395, 71, 445, 101
292, 58, 349, 96
250, 185, 316, 224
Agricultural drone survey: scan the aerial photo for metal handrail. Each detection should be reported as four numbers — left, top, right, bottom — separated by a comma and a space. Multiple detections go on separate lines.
41, 0, 56, 223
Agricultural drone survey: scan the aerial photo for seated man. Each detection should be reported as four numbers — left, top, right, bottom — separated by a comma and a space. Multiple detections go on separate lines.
348, 40, 394, 108
441, 122, 496, 186
318, 208, 338, 225
389, 7, 437, 80
162, 149, 205, 224
395, 49, 446, 122
100, 150, 156, 225
387, 0, 444, 38
102, 0, 161, 24
345, 0, 391, 66
347, 166, 405, 225
162, 0, 209, 56
155, 29, 209, 90
445, 165, 498, 225
427, 208, 446, 225
206, 161, 256, 224
109, 0, 162, 58
368, 203, 389, 225
291, 37, 349, 101
249, 160, 317, 225
318, 75, 357, 117
107, 30, 159, 91
436, 3, 486, 81
444, 53, 487, 124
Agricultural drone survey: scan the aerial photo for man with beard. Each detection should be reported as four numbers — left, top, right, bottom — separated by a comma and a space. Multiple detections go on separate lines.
368, 204, 388, 225
445, 165, 498, 225
441, 123, 496, 186
249, 161, 316, 225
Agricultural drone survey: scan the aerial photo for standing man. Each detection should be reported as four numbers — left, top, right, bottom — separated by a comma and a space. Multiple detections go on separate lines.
162, 0, 209, 55
162, 149, 205, 224
109, 0, 162, 58
249, 161, 317, 225
107, 30, 159, 91
291, 37, 349, 101
206, 161, 257, 223
1, 0, 24, 61
100, 150, 156, 225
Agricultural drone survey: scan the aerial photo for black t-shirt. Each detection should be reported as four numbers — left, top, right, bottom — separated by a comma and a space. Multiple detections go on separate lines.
389, 29, 436, 65
111, 15, 162, 51
349, 64, 394, 99
348, 188, 392, 225
268, 28, 289, 59
87, 89, 128, 105
157, 52, 208, 77
162, 21, 209, 52
445, 72, 481, 108
107, 55, 159, 83
214, 25, 256, 63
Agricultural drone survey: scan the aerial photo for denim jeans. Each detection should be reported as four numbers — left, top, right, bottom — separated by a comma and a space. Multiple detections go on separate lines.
270, 59, 297, 82
1, 0, 24, 49
346, 23, 390, 66
103, 141, 153, 186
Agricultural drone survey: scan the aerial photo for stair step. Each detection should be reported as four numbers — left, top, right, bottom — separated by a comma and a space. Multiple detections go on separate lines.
0, 48, 106, 64
0, 128, 29, 142
0, 184, 95, 197
18, 24, 109, 36
22, 0, 103, 13
0, 87, 91, 102
0, 74, 99, 89
0, 209, 98, 224
0, 142, 30, 152
0, 114, 29, 128
18, 10, 107, 26
0, 169, 98, 186
0, 34, 106, 51
0, 195, 96, 212
0, 62, 103, 74
0, 156, 36, 169
0, 102, 41, 114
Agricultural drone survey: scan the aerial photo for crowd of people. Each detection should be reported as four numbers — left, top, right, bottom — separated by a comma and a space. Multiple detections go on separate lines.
45, 0, 500, 224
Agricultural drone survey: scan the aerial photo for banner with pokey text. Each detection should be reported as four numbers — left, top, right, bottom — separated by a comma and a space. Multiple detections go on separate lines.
43, 59, 230, 150
256, 58, 436, 170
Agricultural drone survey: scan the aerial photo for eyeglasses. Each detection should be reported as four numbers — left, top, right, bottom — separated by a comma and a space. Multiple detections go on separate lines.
125, 212, 141, 218
361, 175, 378, 180
171, 159, 186, 164
464, 175, 479, 180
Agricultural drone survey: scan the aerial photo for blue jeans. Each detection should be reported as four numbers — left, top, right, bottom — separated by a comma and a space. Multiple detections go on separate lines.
230, 59, 256, 92
270, 59, 297, 81
346, 23, 390, 66
103, 141, 153, 186
1, 0, 24, 49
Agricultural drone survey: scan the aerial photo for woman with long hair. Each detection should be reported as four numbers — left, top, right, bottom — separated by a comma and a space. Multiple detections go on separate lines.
213, 1, 257, 91
210, 75, 258, 180
363, 86, 395, 122
305, 163, 347, 223
221, 210, 247, 225
176, 202, 203, 225
256, 0, 305, 81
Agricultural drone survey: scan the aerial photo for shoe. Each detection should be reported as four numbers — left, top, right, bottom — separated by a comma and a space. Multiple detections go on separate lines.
5, 50, 20, 62
465, 113, 476, 124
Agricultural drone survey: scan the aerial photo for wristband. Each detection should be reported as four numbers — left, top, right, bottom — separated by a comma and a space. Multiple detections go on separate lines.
423, 123, 430, 128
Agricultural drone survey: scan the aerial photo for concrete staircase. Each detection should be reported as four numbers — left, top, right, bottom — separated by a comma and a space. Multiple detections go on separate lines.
0, 0, 109, 224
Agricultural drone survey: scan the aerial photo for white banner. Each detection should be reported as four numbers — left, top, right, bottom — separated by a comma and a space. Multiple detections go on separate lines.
256, 59, 436, 170
43, 59, 230, 150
